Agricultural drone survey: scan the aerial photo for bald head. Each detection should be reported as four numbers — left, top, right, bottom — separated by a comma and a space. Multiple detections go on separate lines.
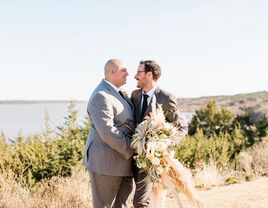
104, 59, 129, 88
104, 59, 124, 79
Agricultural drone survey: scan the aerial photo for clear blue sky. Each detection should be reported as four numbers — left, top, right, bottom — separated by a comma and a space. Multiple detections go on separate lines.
1, 0, 267, 100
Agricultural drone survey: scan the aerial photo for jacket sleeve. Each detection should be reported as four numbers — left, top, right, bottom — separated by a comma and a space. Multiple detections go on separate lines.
164, 94, 188, 140
89, 92, 134, 159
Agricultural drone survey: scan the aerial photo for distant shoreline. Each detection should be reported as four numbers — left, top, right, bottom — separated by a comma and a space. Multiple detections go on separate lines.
1, 91, 267, 116
0, 100, 87, 104
1, 90, 266, 104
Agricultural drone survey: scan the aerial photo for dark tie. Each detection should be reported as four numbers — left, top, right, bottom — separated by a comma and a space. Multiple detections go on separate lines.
118, 91, 125, 99
141, 94, 149, 119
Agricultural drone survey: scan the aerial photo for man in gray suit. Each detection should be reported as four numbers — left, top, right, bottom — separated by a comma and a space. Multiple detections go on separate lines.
83, 59, 135, 208
131, 60, 188, 208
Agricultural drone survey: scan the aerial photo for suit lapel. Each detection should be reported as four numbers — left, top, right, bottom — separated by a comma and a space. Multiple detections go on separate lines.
134, 90, 142, 123
114, 91, 133, 111
100, 79, 131, 109
118, 91, 134, 110
154, 87, 161, 103
124, 96, 134, 110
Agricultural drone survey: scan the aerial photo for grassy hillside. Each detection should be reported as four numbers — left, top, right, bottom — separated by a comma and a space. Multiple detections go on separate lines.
178, 91, 268, 116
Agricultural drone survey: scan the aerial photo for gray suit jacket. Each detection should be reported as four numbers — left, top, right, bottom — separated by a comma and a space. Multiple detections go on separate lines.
83, 79, 135, 176
131, 87, 188, 138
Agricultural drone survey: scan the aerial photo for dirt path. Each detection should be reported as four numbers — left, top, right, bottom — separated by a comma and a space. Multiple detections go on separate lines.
166, 177, 268, 208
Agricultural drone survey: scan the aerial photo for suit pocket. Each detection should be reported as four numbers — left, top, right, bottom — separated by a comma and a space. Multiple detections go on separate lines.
84, 139, 93, 163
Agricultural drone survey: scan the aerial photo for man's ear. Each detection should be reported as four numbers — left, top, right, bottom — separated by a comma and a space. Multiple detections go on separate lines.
111, 68, 115, 75
147, 71, 153, 79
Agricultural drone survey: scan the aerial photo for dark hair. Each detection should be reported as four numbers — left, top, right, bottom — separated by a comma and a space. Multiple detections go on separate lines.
140, 60, 161, 81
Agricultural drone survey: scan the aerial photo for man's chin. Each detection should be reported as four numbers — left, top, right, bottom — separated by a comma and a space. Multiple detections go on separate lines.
118, 81, 126, 87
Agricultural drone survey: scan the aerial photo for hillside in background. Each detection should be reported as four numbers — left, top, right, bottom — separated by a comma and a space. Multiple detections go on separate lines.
1, 91, 268, 116
178, 91, 268, 116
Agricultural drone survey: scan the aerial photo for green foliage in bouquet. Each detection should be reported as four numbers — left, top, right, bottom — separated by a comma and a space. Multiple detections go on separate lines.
131, 104, 183, 182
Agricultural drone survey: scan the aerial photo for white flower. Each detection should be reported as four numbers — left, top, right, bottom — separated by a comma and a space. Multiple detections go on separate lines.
164, 166, 170, 173
151, 157, 160, 166
155, 166, 164, 175
131, 104, 184, 183
163, 122, 171, 130
120, 90, 128, 97
146, 153, 154, 160
131, 104, 202, 207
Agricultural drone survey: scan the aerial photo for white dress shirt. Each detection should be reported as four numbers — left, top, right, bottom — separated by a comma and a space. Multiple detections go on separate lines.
104, 79, 121, 93
141, 85, 158, 109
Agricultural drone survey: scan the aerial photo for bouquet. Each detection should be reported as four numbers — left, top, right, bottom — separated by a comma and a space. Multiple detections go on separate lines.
131, 98, 203, 208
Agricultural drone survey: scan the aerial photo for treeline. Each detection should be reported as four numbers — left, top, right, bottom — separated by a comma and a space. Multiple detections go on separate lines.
175, 100, 268, 170
1, 101, 268, 186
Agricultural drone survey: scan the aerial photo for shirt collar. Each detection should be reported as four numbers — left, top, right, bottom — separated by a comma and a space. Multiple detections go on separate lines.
143, 85, 158, 97
104, 79, 120, 92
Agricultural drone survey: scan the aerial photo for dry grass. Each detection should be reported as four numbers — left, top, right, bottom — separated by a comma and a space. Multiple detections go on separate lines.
250, 137, 268, 174
1, 169, 268, 208
193, 138, 268, 189
1, 139, 268, 208
0, 171, 92, 208
0, 172, 38, 208
194, 163, 224, 188
236, 137, 268, 175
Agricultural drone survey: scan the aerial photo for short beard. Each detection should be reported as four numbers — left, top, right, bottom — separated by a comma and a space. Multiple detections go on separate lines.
136, 83, 142, 88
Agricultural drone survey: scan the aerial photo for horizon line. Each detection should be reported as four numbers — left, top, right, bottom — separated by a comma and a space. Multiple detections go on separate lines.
0, 90, 267, 103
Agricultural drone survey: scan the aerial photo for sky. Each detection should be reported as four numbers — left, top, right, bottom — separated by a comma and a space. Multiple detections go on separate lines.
0, 0, 267, 100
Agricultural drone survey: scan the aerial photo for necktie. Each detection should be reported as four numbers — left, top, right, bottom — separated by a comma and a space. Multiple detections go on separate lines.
141, 94, 149, 119
118, 91, 125, 99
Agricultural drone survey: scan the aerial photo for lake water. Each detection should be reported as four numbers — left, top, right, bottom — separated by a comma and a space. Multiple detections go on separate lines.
0, 102, 193, 140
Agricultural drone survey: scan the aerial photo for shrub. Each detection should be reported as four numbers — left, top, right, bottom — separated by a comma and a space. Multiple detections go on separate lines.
175, 127, 247, 169
188, 100, 235, 137
0, 102, 90, 186
235, 107, 268, 146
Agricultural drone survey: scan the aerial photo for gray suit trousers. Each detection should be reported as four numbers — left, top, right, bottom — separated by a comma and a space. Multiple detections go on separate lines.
133, 163, 153, 208
89, 172, 134, 208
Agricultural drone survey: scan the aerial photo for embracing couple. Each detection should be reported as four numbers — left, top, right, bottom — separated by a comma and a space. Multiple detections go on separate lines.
83, 59, 188, 208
